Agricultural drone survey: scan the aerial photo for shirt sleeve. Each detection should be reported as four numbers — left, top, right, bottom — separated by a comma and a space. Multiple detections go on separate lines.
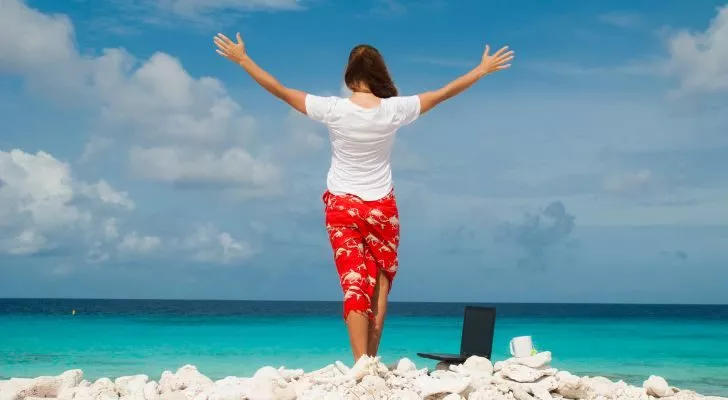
389, 95, 421, 127
305, 94, 335, 124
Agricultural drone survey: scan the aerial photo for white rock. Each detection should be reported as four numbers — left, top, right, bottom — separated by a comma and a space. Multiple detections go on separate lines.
509, 352, 552, 369
57, 386, 77, 400
501, 364, 557, 383
554, 371, 582, 399
361, 375, 387, 392
644, 375, 673, 398
396, 358, 417, 374
254, 366, 282, 381
277, 367, 304, 381
556, 374, 617, 400
160, 371, 183, 393
246, 376, 296, 400
390, 389, 420, 400
144, 381, 161, 400
60, 369, 84, 388
117, 374, 149, 398
468, 387, 511, 400
160, 392, 187, 400
521, 375, 558, 393
72, 377, 118, 400
0, 375, 64, 400
415, 375, 471, 397
6, 356, 726, 400
463, 356, 494, 375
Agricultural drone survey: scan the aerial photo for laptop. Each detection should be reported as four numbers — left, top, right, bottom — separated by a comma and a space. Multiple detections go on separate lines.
417, 306, 496, 363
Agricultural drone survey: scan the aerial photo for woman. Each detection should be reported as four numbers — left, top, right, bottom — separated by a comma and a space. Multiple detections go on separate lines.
213, 33, 513, 361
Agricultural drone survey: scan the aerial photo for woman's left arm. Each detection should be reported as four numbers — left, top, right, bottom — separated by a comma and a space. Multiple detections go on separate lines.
214, 33, 306, 115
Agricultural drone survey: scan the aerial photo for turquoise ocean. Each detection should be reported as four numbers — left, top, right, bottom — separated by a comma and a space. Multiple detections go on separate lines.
1, 300, 727, 396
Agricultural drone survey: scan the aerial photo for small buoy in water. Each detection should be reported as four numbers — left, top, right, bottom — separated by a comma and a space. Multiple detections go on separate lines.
72, 309, 76, 315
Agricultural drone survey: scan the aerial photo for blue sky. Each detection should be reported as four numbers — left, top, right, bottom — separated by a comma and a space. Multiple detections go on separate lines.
1, 0, 727, 303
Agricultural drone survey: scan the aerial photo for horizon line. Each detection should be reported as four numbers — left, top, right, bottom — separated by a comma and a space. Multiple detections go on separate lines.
1, 298, 726, 306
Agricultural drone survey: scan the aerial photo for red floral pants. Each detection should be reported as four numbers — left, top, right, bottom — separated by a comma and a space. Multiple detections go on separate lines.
323, 190, 400, 320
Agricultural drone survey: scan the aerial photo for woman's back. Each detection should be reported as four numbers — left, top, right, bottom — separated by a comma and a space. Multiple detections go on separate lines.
305, 94, 421, 201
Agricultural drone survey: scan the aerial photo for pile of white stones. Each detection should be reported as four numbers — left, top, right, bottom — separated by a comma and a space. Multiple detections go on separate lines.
1, 352, 726, 400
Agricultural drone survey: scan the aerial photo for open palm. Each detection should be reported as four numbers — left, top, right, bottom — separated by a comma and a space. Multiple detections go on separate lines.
480, 45, 514, 74
214, 33, 246, 64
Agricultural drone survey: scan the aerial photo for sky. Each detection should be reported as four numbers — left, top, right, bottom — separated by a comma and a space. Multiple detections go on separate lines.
1, 0, 727, 304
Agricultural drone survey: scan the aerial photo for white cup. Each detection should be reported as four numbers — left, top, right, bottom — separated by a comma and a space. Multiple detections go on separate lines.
509, 336, 533, 358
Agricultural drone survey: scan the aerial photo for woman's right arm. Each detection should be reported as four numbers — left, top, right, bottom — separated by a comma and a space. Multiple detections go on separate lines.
214, 32, 307, 115
418, 45, 514, 115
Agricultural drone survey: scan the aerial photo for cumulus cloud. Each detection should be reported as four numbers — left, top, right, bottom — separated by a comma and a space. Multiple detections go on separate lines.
0, 148, 251, 266
0, 0, 278, 195
667, 5, 728, 93
179, 225, 256, 264
0, 149, 134, 256
118, 232, 162, 255
129, 147, 279, 188
495, 201, 576, 269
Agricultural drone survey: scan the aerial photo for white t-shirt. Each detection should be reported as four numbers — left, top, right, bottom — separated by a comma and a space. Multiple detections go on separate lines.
305, 94, 421, 201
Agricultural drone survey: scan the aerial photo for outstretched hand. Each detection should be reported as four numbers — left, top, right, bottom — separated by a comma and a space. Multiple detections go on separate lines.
480, 45, 514, 74
214, 32, 247, 64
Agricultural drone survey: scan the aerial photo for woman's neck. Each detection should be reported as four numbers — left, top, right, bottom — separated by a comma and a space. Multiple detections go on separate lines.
349, 90, 381, 108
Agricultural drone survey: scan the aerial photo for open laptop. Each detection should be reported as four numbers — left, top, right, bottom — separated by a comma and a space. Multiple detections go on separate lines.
417, 306, 496, 363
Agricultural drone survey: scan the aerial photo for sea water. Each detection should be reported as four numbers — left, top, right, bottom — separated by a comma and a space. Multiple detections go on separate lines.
1, 300, 727, 396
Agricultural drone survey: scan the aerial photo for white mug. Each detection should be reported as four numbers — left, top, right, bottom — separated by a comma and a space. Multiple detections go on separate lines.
509, 336, 533, 358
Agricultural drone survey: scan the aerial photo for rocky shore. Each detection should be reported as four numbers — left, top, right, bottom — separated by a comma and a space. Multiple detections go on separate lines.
1, 351, 725, 400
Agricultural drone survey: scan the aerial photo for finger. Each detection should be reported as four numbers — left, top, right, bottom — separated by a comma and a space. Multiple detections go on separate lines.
213, 36, 227, 47
496, 50, 514, 60
217, 33, 234, 46
214, 36, 229, 46
483, 44, 490, 57
497, 64, 512, 70
497, 55, 515, 64
214, 37, 231, 52
236, 32, 243, 45
215, 49, 228, 57
492, 46, 509, 58
216, 33, 235, 46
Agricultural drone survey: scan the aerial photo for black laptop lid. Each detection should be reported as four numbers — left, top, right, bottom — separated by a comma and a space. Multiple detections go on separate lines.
460, 306, 496, 358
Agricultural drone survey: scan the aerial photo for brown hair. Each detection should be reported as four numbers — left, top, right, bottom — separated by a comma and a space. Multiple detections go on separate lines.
344, 44, 398, 98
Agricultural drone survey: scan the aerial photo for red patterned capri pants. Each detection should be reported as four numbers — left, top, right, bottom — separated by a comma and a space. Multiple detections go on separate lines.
323, 190, 400, 320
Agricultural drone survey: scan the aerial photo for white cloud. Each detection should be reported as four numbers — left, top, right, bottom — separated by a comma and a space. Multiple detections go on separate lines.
101, 218, 120, 240
282, 110, 327, 154
0, 149, 133, 255
667, 5, 728, 93
78, 180, 135, 210
0, 148, 249, 263
0, 0, 76, 72
118, 232, 162, 254
0, 0, 278, 194
98, 52, 257, 145
78, 136, 113, 164
129, 146, 279, 187
181, 224, 255, 264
